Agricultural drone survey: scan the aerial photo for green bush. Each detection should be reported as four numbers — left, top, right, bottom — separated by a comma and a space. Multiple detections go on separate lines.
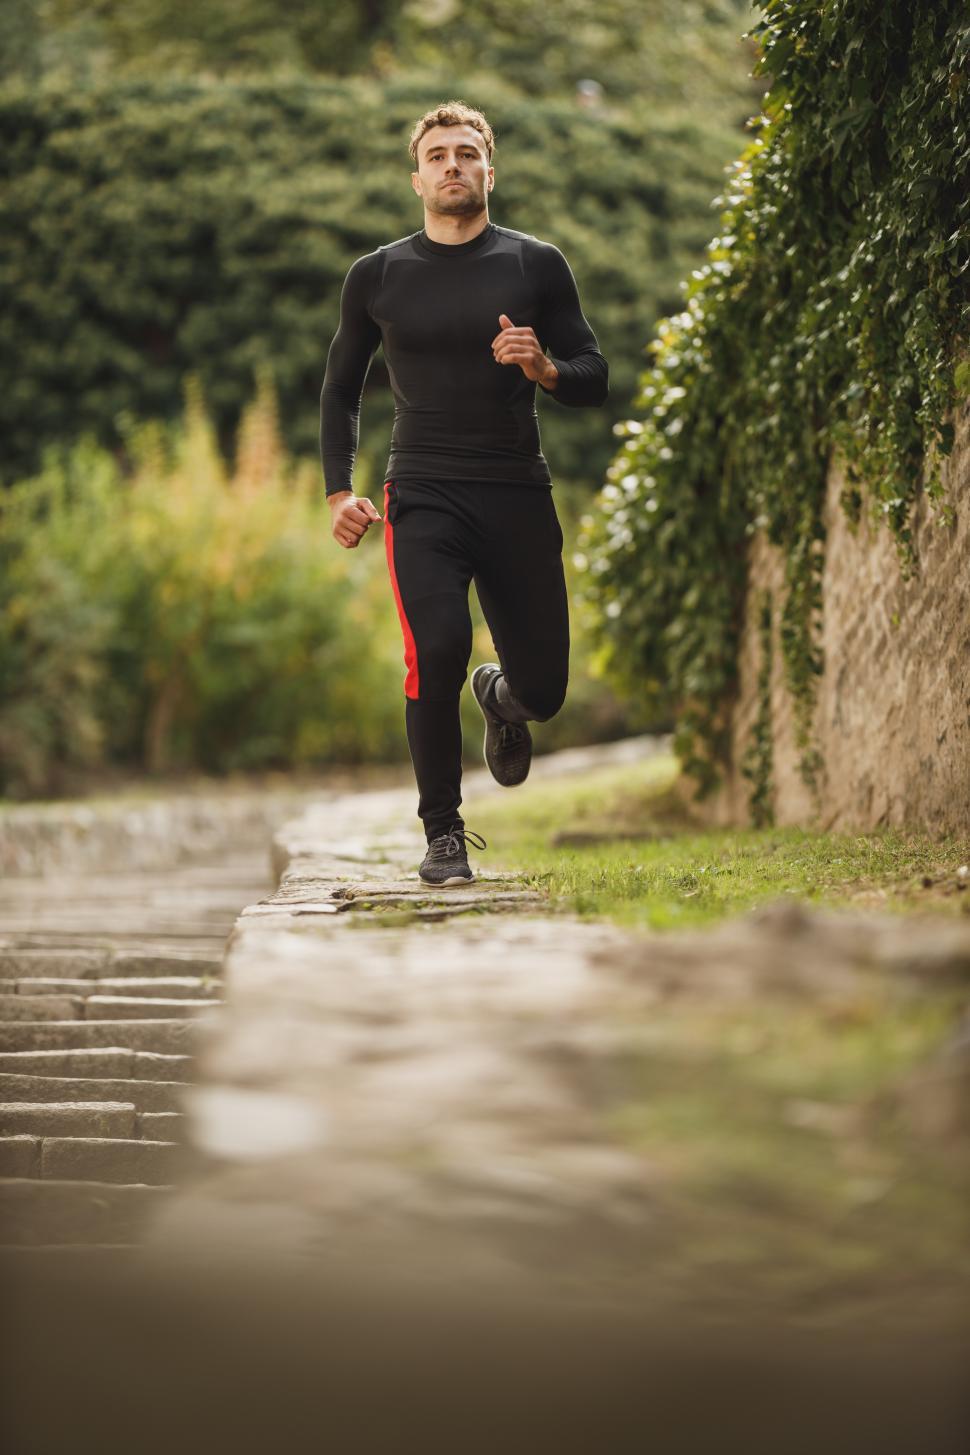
0, 375, 653, 797
584, 0, 970, 797
0, 374, 410, 796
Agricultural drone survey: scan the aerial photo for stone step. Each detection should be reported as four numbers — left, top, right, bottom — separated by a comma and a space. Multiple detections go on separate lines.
138, 1111, 183, 1139
0, 1177, 173, 1244
10, 976, 222, 999
0, 919, 232, 943
79, 995, 221, 1020
110, 953, 222, 977
0, 1019, 200, 1056
0, 949, 109, 980
0, 1073, 190, 1112
0, 1103, 183, 1141
0, 990, 222, 1021
0, 948, 224, 980
0, 1047, 193, 1080
0, 1136, 45, 1177
0, 1135, 182, 1184
0, 1101, 137, 1139
0, 995, 80, 1022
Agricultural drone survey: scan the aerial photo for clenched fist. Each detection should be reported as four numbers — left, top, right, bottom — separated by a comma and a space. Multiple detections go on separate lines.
328, 491, 383, 549
491, 313, 559, 391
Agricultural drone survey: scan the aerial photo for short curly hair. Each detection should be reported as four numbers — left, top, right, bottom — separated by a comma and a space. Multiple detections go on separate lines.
408, 101, 495, 167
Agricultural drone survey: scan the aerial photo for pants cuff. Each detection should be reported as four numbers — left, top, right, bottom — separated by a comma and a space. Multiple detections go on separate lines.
494, 674, 536, 725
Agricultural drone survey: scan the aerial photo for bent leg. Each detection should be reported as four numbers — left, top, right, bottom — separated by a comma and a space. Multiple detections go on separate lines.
473, 485, 570, 724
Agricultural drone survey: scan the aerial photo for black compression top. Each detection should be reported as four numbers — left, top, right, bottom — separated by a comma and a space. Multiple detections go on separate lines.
319, 220, 609, 496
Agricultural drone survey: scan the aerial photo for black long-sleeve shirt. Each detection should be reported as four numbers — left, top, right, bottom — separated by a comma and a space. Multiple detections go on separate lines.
319, 221, 609, 496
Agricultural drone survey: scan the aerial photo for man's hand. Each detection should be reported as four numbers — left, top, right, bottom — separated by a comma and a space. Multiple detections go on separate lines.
491, 314, 559, 391
328, 490, 383, 549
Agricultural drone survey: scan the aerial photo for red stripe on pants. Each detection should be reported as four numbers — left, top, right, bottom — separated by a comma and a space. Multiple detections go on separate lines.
383, 481, 419, 699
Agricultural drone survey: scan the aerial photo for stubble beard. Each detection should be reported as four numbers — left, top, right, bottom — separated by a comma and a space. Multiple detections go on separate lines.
427, 179, 487, 218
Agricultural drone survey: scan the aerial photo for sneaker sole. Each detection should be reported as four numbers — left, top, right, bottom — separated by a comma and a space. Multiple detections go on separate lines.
484, 739, 531, 785
418, 873, 474, 887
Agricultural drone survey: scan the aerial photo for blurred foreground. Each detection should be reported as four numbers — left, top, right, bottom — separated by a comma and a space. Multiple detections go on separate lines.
3, 1252, 968, 1455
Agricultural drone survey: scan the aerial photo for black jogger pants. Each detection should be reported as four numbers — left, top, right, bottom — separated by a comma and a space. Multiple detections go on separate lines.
383, 478, 570, 842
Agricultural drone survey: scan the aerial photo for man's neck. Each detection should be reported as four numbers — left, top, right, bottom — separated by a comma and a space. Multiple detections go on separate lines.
421, 209, 490, 246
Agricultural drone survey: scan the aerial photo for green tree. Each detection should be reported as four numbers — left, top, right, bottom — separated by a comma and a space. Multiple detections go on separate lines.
20, 0, 757, 112
0, 72, 750, 491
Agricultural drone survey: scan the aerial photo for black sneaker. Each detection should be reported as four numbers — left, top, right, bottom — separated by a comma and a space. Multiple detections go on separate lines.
418, 825, 487, 886
471, 662, 533, 787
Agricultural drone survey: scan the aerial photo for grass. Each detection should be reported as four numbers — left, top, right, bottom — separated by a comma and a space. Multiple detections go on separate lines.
589, 985, 970, 1326
469, 752, 970, 1325
470, 752, 970, 930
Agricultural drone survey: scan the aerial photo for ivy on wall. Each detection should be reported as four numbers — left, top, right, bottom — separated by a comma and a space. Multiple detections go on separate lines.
583, 0, 970, 798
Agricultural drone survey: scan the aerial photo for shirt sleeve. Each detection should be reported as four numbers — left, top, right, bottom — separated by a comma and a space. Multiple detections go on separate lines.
533, 242, 609, 408
319, 252, 383, 495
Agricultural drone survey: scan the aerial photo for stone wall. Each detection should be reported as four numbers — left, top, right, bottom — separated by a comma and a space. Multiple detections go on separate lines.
699, 393, 970, 835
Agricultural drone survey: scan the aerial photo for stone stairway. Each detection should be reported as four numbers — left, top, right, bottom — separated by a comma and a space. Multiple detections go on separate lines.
0, 849, 277, 1249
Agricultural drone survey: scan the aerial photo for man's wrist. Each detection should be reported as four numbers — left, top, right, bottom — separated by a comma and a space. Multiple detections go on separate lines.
327, 489, 352, 505
539, 360, 559, 393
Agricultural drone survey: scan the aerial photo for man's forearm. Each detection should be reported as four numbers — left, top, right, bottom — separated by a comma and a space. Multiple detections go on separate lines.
535, 243, 609, 408
540, 349, 608, 407
320, 381, 363, 495
319, 252, 382, 496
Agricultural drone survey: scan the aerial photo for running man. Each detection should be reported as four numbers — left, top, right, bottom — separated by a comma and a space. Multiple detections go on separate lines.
320, 100, 609, 886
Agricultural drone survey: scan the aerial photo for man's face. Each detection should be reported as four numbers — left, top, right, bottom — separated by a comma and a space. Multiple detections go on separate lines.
411, 124, 493, 217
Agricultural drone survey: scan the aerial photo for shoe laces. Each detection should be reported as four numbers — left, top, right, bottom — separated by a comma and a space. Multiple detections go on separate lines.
427, 825, 487, 859
497, 722, 528, 750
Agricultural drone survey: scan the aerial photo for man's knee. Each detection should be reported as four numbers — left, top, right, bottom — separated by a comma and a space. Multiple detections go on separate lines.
519, 676, 568, 723
416, 631, 471, 700
405, 595, 471, 700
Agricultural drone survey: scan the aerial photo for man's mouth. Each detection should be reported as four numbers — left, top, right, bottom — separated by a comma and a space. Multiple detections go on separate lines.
443, 181, 466, 188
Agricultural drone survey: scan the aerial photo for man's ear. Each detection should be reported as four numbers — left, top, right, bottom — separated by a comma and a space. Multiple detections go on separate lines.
410, 171, 422, 197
